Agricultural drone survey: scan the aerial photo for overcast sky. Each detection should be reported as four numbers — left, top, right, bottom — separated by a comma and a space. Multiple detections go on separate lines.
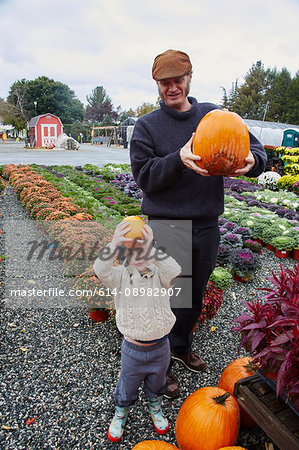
0, 0, 298, 112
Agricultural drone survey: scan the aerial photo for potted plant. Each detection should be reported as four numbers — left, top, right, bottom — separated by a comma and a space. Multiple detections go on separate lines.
271, 235, 297, 258
233, 225, 253, 241
229, 248, 261, 282
209, 266, 233, 291
221, 232, 243, 248
194, 268, 233, 331
261, 225, 281, 251
242, 239, 263, 254
293, 246, 299, 261
232, 264, 299, 414
89, 308, 109, 322
216, 243, 232, 266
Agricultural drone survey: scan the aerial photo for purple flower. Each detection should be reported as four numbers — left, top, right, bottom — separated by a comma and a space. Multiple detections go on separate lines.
223, 221, 237, 231
222, 233, 243, 248
229, 248, 260, 275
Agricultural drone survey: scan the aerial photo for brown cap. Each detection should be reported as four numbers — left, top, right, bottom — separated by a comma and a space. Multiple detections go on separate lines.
152, 49, 192, 81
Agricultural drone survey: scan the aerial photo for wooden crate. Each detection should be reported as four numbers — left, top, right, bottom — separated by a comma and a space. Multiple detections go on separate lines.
233, 374, 299, 450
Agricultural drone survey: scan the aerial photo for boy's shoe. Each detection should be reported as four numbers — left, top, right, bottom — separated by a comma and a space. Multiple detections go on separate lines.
148, 397, 169, 434
107, 406, 130, 443
164, 373, 180, 400
171, 350, 207, 373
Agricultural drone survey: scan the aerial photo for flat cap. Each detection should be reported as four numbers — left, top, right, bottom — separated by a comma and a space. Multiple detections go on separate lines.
152, 49, 192, 81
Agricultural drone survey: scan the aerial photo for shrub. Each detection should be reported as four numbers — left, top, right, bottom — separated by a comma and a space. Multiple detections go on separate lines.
229, 248, 260, 277
0, 176, 6, 193
277, 174, 299, 191
209, 267, 233, 290
233, 226, 253, 241
222, 233, 243, 248
292, 181, 299, 195
261, 226, 281, 244
271, 235, 297, 251
243, 240, 262, 253
258, 171, 281, 190
198, 281, 223, 324
232, 264, 299, 410
216, 244, 232, 265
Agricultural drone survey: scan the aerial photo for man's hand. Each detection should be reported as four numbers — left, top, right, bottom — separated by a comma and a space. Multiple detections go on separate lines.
180, 134, 210, 176
227, 151, 255, 177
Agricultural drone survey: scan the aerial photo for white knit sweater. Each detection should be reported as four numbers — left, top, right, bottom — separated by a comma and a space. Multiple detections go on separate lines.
93, 243, 181, 341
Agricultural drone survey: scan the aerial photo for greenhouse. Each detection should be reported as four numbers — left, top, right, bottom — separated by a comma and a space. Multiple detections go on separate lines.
244, 119, 299, 147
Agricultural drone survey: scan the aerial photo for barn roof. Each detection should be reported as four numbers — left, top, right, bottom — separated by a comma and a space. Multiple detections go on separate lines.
28, 114, 62, 128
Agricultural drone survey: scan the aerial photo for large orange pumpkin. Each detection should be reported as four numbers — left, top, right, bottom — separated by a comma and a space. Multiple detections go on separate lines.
218, 447, 248, 450
175, 386, 240, 450
132, 441, 178, 449
123, 216, 145, 248
193, 110, 250, 175
218, 357, 256, 428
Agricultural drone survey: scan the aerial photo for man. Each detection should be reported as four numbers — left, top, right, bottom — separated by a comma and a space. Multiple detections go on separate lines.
129, 49, 267, 398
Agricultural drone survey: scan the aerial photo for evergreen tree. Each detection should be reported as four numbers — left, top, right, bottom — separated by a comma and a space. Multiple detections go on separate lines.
285, 72, 299, 124
85, 86, 119, 124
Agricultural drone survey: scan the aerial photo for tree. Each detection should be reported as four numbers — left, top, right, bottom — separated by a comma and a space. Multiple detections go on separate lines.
0, 97, 26, 131
227, 61, 274, 119
285, 72, 299, 124
135, 102, 157, 117
85, 86, 119, 124
265, 68, 292, 122
3, 76, 84, 129
222, 62, 298, 124
119, 108, 136, 122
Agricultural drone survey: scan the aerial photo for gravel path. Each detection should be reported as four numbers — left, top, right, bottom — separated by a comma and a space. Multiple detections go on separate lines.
0, 185, 295, 450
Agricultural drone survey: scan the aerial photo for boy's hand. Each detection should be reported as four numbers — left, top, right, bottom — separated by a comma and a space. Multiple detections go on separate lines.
136, 224, 154, 253
111, 221, 133, 247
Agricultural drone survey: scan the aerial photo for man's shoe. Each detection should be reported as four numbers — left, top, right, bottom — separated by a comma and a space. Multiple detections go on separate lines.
107, 406, 130, 442
148, 397, 169, 434
163, 373, 180, 400
171, 350, 207, 373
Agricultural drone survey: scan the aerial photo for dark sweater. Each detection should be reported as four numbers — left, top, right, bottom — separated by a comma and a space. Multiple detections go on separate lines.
130, 97, 267, 224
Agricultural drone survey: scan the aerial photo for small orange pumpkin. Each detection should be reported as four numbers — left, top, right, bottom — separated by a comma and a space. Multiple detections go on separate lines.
132, 441, 178, 449
175, 386, 240, 450
218, 357, 256, 428
193, 109, 250, 175
123, 216, 145, 248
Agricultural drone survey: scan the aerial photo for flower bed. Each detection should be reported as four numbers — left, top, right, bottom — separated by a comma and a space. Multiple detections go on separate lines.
31, 164, 142, 219
1, 164, 298, 449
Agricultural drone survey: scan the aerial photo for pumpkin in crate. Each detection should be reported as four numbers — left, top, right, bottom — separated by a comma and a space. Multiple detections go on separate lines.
193, 110, 250, 175
218, 357, 256, 428
175, 386, 240, 450
123, 215, 145, 248
132, 440, 178, 449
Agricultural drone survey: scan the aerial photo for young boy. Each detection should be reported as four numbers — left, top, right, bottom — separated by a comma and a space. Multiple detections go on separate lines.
93, 220, 181, 442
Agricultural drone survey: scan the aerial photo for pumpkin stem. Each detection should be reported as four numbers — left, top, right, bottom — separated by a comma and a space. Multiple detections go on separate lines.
213, 392, 231, 405
245, 361, 260, 372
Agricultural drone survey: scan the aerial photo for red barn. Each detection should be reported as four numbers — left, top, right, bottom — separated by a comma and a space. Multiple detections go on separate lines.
28, 114, 63, 147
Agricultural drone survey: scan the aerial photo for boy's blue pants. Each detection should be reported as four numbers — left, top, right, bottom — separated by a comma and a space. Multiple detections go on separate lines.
114, 338, 170, 407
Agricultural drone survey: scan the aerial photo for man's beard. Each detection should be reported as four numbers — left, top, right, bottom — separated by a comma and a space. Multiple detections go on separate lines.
158, 79, 191, 103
